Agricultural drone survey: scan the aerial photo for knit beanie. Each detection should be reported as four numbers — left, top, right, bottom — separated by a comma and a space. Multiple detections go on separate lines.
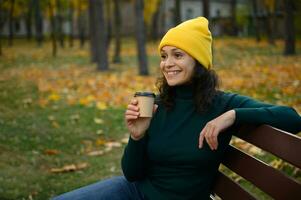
158, 17, 212, 69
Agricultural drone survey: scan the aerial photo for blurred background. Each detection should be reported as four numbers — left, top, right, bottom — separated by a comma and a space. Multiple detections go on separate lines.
0, 0, 300, 199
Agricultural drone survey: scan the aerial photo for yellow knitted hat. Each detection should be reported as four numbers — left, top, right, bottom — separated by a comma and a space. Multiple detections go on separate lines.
158, 17, 212, 69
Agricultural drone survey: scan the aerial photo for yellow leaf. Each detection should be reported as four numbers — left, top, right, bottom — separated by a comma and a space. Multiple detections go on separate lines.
48, 93, 60, 101
95, 138, 107, 146
96, 102, 107, 110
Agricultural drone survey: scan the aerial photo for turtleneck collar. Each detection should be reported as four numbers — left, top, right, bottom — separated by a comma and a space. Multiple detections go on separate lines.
173, 83, 194, 100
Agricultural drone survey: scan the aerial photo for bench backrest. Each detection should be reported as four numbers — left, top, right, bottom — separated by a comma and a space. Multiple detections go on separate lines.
212, 125, 301, 199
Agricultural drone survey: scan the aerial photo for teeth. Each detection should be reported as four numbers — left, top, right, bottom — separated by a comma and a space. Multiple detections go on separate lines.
167, 71, 180, 75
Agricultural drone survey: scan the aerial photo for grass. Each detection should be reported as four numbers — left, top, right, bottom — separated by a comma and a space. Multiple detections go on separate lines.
0, 77, 126, 199
0, 38, 300, 199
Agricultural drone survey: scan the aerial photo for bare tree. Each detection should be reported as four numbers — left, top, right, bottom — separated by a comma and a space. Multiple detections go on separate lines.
113, 0, 122, 63
283, 0, 295, 55
135, 0, 149, 75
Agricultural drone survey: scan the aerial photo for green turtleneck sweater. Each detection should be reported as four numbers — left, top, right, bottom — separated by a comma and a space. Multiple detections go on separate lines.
121, 85, 301, 200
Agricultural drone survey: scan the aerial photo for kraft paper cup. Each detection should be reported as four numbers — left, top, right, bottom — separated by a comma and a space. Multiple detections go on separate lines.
134, 92, 155, 117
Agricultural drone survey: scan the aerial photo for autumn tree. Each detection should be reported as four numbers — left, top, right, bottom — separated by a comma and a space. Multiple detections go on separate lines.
0, 0, 3, 55
33, 0, 43, 46
135, 0, 149, 75
283, 0, 295, 55
48, 0, 57, 57
88, 0, 97, 63
26, 0, 33, 40
92, 0, 109, 71
68, 0, 74, 47
112, 0, 121, 63
251, 0, 261, 42
230, 0, 238, 36
144, 0, 161, 41
8, 0, 15, 46
263, 0, 276, 45
77, 0, 88, 48
56, 0, 65, 48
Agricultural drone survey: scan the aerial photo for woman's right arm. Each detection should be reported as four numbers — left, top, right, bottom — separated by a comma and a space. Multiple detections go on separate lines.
121, 98, 157, 182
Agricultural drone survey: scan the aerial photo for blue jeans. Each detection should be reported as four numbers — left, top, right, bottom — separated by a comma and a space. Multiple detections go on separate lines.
52, 176, 145, 200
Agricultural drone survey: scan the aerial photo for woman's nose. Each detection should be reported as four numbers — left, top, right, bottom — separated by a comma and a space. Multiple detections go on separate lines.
164, 57, 174, 68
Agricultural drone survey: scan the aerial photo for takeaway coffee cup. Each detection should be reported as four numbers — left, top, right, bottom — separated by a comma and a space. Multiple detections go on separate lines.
134, 92, 155, 117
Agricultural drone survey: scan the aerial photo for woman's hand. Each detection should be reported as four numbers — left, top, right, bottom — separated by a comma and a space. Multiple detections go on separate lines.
125, 98, 158, 141
199, 110, 236, 150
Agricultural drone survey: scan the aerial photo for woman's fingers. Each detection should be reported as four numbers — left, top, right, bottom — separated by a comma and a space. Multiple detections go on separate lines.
199, 124, 219, 150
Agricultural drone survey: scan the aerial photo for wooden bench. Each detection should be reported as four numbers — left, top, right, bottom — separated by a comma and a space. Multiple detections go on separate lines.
212, 125, 301, 199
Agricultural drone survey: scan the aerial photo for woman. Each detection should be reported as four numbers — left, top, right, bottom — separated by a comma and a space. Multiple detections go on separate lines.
53, 17, 301, 200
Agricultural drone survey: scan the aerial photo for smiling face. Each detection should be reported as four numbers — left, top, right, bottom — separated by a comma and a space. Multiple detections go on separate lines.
160, 46, 196, 86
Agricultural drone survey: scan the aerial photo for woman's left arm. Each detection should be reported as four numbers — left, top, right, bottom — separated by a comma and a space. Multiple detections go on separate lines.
199, 93, 301, 150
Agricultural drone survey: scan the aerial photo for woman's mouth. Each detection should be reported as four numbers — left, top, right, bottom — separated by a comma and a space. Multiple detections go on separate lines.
166, 70, 181, 76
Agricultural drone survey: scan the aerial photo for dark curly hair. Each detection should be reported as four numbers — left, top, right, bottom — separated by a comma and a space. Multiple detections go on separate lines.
156, 62, 220, 114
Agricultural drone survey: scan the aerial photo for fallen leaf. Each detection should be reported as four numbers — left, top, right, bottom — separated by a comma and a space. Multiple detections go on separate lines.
44, 149, 60, 155
105, 141, 122, 148
96, 102, 107, 110
50, 162, 89, 173
94, 118, 104, 124
87, 150, 104, 156
96, 129, 104, 135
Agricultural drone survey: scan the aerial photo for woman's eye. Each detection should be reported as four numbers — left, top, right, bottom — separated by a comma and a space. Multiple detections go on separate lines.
160, 55, 167, 60
174, 53, 182, 58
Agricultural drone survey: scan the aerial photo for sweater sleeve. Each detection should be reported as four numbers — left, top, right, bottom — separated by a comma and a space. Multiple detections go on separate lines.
121, 135, 148, 182
225, 93, 301, 134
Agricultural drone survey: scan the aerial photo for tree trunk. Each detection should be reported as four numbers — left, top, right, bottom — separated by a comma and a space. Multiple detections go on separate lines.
106, 0, 112, 51
33, 0, 43, 46
26, 0, 33, 40
56, 0, 64, 48
49, 1, 57, 57
78, 1, 86, 49
267, 12, 276, 45
68, 1, 74, 48
8, 0, 15, 46
135, 0, 149, 75
230, 0, 237, 36
251, 0, 260, 42
283, 0, 295, 55
113, 0, 121, 63
89, 0, 97, 63
174, 0, 181, 25
202, 0, 210, 19
95, 0, 109, 71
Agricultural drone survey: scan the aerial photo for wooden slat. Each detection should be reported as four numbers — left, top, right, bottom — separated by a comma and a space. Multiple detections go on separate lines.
235, 125, 301, 168
212, 171, 256, 200
222, 145, 301, 199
